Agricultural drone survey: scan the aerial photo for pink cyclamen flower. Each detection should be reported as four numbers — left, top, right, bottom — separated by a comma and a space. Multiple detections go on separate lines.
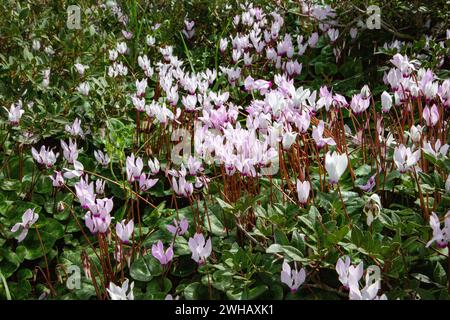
151, 240, 174, 265
312, 120, 336, 148
116, 219, 134, 244
139, 174, 158, 192
84, 198, 113, 234
393, 144, 420, 173
50, 171, 65, 187
280, 260, 306, 293
31, 145, 59, 168
296, 179, 310, 204
219, 38, 228, 52
335, 256, 363, 290
348, 264, 386, 300
422, 104, 439, 127
75, 175, 95, 209
188, 233, 212, 265
11, 208, 39, 242
172, 176, 193, 197
94, 150, 110, 167
167, 218, 189, 236
426, 212, 450, 249
126, 154, 144, 182
60, 139, 79, 164
65, 118, 84, 137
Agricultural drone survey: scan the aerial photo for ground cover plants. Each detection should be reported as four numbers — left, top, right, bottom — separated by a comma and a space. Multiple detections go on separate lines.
0, 0, 449, 300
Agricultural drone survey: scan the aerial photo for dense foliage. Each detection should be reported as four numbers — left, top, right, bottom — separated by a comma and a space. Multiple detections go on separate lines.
0, 0, 449, 300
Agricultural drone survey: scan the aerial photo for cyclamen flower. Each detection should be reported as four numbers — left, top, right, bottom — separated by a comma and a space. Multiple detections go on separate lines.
146, 35, 155, 46
423, 105, 439, 127
327, 28, 339, 42
107, 279, 134, 300
219, 38, 228, 52
122, 30, 133, 39
32, 146, 59, 168
183, 20, 195, 39
138, 174, 158, 192
116, 219, 134, 244
11, 208, 39, 242
63, 159, 84, 179
312, 120, 336, 148
393, 144, 420, 173
244, 76, 272, 95
84, 198, 113, 234
296, 179, 310, 204
74, 63, 88, 75
280, 260, 306, 293
409, 125, 422, 143
94, 150, 110, 167
446, 174, 450, 193
95, 179, 106, 195
182, 94, 197, 112
188, 233, 212, 265
50, 171, 65, 187
423, 139, 449, 158
348, 266, 386, 300
116, 42, 127, 54
77, 82, 90, 96
325, 151, 348, 184
148, 158, 160, 175
167, 218, 189, 236
390, 53, 415, 76
282, 131, 297, 150
75, 176, 95, 209
317, 86, 333, 111
109, 49, 118, 61
426, 212, 450, 248
135, 79, 147, 97
172, 176, 194, 197
60, 139, 78, 164
350, 94, 370, 115
359, 174, 376, 193
126, 154, 144, 182
381, 91, 392, 113
152, 240, 174, 265
308, 32, 318, 47
5, 103, 24, 125
335, 256, 362, 290
65, 118, 84, 137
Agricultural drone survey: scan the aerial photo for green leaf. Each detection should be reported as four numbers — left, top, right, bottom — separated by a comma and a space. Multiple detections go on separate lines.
130, 255, 163, 282
266, 244, 305, 262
